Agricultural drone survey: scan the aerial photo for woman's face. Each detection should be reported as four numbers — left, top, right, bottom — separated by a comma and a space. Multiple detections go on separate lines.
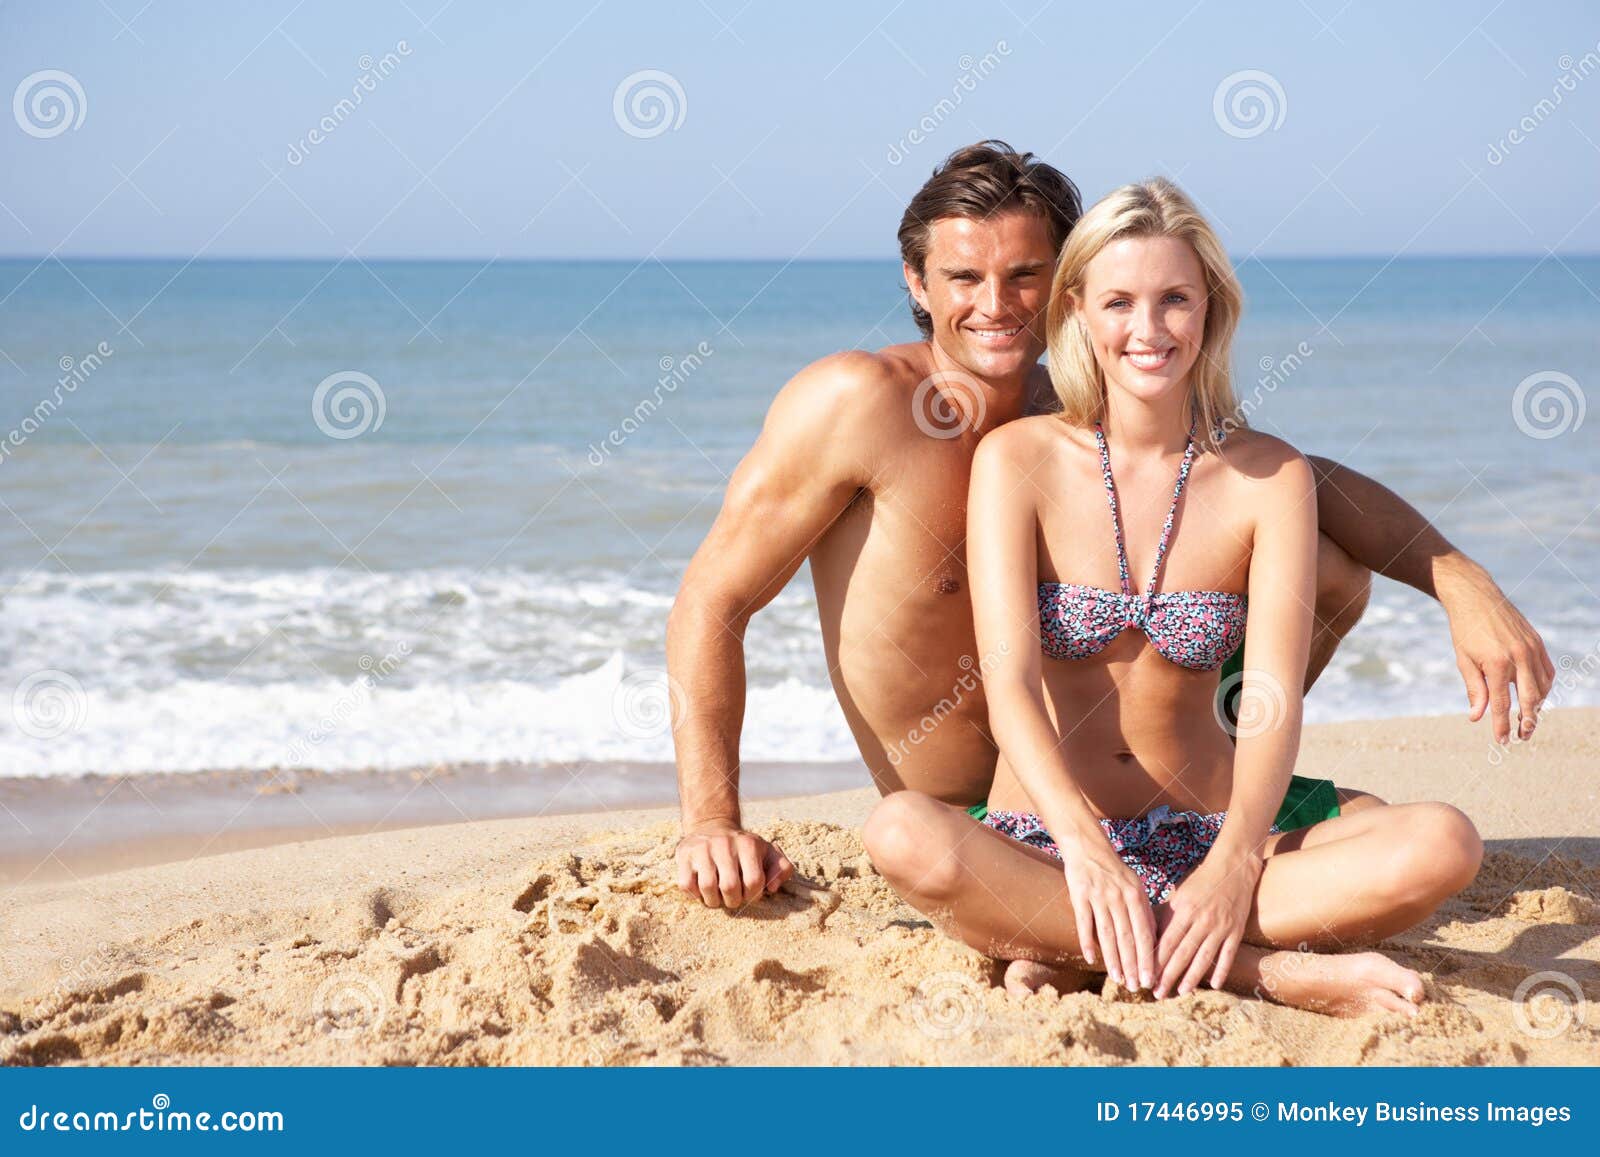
1074, 235, 1208, 408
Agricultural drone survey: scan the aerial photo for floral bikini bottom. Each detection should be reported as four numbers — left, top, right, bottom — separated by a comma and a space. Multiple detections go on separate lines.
981, 805, 1276, 905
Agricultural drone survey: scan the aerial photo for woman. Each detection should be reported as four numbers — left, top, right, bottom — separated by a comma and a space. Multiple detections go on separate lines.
862, 179, 1483, 1015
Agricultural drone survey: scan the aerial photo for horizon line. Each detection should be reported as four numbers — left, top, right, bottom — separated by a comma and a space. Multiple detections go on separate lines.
2, 250, 1597, 264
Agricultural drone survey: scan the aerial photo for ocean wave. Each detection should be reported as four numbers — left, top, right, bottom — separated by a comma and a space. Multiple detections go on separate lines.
0, 651, 859, 778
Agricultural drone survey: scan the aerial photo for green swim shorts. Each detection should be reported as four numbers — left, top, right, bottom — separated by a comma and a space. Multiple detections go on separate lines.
965, 775, 1337, 832
964, 630, 1340, 832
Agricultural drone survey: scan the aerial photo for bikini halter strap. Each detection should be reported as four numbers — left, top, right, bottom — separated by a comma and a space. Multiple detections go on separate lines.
1092, 417, 1199, 600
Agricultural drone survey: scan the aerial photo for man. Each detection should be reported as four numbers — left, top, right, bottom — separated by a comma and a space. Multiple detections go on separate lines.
667, 140, 1552, 911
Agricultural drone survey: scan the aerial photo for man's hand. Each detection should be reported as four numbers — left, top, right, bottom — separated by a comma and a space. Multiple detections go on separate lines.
1440, 563, 1555, 743
675, 824, 794, 910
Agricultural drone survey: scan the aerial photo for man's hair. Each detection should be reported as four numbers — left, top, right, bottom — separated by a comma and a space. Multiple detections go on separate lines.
897, 140, 1083, 338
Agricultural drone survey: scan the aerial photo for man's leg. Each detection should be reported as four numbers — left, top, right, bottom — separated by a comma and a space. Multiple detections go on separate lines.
1301, 531, 1386, 809
862, 791, 1448, 1016
1308, 530, 1372, 691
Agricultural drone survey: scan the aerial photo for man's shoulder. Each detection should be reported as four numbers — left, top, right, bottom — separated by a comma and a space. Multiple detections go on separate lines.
775, 345, 928, 420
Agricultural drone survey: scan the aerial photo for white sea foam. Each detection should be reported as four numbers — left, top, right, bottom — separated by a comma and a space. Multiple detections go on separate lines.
0, 567, 1594, 777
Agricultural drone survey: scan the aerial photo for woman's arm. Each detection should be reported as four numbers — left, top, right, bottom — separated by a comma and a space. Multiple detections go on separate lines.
967, 425, 1157, 989
1155, 440, 1318, 999
966, 429, 1104, 847
1216, 448, 1319, 855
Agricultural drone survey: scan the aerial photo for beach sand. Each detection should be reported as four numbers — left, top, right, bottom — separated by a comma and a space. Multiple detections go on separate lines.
2, 709, 1597, 1066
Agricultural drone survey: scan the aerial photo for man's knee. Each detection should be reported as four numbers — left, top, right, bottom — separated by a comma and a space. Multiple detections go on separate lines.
862, 792, 964, 899
1315, 532, 1371, 634
1335, 787, 1386, 814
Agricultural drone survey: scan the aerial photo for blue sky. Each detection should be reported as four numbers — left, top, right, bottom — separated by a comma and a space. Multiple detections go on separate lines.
3, 0, 1599, 258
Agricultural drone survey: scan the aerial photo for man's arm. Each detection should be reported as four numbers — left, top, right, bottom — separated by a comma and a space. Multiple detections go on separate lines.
666, 353, 879, 908
1306, 455, 1554, 742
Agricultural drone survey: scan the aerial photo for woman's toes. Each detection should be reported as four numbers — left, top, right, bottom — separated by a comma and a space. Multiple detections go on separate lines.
1003, 958, 1091, 998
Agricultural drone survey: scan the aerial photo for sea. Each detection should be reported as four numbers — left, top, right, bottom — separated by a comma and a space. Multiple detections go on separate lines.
0, 256, 1596, 781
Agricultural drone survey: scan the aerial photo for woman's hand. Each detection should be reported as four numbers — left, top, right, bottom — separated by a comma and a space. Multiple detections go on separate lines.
1154, 848, 1263, 998
1062, 841, 1157, 991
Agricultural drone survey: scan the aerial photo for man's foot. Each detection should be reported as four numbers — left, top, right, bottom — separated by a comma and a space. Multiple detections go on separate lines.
1002, 958, 1094, 998
1255, 950, 1425, 1017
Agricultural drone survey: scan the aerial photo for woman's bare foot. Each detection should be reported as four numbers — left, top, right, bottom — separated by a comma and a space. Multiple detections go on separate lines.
1002, 958, 1094, 998
1252, 950, 1425, 1017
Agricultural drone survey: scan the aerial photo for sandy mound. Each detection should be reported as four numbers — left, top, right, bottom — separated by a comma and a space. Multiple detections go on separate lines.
4, 819, 1597, 1066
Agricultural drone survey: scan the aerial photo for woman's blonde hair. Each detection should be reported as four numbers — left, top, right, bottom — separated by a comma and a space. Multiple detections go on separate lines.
1045, 178, 1244, 449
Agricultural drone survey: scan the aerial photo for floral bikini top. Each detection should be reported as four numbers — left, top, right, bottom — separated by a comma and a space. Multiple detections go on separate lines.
1038, 420, 1247, 671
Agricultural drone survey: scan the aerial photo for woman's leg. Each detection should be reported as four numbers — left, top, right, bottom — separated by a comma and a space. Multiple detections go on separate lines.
1248, 801, 1483, 947
863, 791, 1430, 1015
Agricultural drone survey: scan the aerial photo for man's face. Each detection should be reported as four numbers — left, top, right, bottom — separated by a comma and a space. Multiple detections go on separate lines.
905, 211, 1055, 383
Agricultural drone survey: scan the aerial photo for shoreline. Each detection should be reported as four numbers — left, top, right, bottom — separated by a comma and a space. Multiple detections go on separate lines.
0, 759, 868, 886
1, 708, 1597, 1065
4, 708, 1597, 886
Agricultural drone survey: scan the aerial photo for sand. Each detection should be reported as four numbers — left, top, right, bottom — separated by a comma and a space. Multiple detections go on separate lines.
2, 709, 1598, 1066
